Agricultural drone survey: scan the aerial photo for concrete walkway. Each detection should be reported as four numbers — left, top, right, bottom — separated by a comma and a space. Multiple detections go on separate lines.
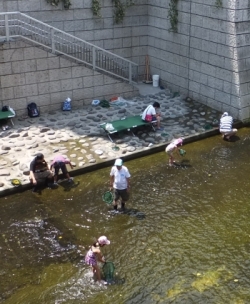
0, 86, 228, 196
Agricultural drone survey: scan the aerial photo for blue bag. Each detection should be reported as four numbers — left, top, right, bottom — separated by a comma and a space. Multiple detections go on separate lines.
62, 98, 71, 111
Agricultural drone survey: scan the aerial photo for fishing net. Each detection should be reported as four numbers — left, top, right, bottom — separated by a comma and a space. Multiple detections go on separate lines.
102, 191, 114, 205
179, 149, 186, 156
11, 179, 22, 187
102, 261, 115, 282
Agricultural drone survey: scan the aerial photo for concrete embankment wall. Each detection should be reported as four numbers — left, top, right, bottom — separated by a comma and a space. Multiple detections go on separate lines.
0, 41, 138, 116
148, 0, 250, 121
1, 0, 250, 120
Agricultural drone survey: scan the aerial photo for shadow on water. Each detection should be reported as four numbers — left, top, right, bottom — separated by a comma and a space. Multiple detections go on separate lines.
108, 208, 146, 220
2, 128, 250, 303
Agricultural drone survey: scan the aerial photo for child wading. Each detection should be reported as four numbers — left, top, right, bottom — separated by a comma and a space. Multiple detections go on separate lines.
165, 138, 183, 166
85, 236, 110, 285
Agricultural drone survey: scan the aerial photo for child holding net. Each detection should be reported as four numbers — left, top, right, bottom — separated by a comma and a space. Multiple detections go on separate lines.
85, 236, 110, 285
165, 138, 183, 166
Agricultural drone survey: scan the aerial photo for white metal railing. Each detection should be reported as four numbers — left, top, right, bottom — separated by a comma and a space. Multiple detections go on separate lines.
0, 12, 138, 83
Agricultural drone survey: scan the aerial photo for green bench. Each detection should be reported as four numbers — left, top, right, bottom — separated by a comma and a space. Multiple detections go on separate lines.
0, 109, 15, 126
100, 115, 155, 142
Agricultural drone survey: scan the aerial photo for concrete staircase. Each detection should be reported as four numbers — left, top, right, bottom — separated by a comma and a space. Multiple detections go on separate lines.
0, 12, 138, 84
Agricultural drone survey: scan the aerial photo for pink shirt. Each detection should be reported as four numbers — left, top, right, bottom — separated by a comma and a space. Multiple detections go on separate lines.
51, 155, 70, 166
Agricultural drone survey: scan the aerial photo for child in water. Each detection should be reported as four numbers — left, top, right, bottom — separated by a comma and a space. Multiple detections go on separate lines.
165, 138, 183, 166
85, 236, 110, 284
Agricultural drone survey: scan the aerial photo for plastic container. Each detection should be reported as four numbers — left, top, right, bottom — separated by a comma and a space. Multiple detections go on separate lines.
152, 75, 160, 87
92, 99, 100, 106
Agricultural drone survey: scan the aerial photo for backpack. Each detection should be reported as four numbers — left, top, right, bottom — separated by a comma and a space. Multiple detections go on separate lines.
27, 102, 40, 118
2, 105, 9, 112
62, 98, 71, 111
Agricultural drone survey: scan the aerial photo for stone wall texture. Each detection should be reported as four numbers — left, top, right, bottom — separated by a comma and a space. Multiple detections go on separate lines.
1, 0, 250, 120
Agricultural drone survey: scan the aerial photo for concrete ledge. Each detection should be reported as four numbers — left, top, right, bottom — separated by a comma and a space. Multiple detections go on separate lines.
0, 120, 244, 198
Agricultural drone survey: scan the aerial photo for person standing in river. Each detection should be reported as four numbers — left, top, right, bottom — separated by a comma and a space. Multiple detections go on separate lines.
85, 236, 110, 285
110, 158, 131, 211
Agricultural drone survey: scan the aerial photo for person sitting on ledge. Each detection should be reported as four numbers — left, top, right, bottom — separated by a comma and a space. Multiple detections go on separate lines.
29, 153, 53, 190
141, 101, 163, 131
219, 112, 237, 141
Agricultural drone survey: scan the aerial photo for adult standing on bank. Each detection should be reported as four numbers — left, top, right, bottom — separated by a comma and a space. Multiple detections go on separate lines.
219, 112, 237, 141
110, 159, 131, 211
141, 101, 163, 131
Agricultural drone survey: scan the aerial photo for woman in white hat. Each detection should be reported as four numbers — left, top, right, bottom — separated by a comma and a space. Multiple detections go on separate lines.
85, 236, 110, 284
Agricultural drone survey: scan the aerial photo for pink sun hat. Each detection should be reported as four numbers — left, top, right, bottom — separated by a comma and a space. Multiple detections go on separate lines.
98, 236, 111, 245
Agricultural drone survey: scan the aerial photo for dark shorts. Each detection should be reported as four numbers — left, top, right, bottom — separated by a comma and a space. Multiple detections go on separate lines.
54, 162, 67, 175
114, 189, 129, 202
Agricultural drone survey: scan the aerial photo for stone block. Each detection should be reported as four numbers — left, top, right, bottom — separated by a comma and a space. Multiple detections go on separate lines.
59, 57, 75, 68
72, 66, 94, 78
215, 90, 231, 105
27, 94, 51, 107
49, 81, 61, 93
1, 87, 14, 100
189, 81, 200, 93
1, 74, 26, 88
74, 9, 92, 20
50, 92, 65, 104
206, 98, 222, 112
12, 60, 37, 74
200, 84, 215, 99
83, 75, 94, 88
25, 84, 39, 97
25, 70, 49, 85
201, 62, 216, 77
231, 84, 240, 96
19, 0, 41, 11
60, 79, 73, 91
74, 88, 92, 99
33, 47, 48, 59
239, 70, 250, 83
224, 58, 237, 71
231, 94, 243, 107
38, 82, 50, 95
13, 86, 26, 99
0, 63, 12, 76
239, 107, 250, 121
36, 58, 49, 71
208, 54, 225, 69
207, 76, 223, 90
64, 21, 75, 32
223, 81, 232, 94
72, 78, 83, 90
3, 48, 24, 61
190, 59, 201, 72
47, 57, 60, 70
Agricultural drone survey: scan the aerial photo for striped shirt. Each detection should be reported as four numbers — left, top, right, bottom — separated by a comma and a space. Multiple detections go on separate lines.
220, 115, 233, 133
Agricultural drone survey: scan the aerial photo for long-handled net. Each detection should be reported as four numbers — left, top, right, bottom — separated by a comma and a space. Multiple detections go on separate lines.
102, 191, 114, 205
179, 149, 186, 156
102, 261, 115, 283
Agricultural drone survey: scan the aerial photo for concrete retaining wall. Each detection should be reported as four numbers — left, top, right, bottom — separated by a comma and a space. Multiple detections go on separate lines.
148, 0, 250, 120
2, 0, 250, 120
0, 40, 138, 116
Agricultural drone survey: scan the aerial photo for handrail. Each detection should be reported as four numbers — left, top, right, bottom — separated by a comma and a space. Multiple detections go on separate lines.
0, 12, 138, 83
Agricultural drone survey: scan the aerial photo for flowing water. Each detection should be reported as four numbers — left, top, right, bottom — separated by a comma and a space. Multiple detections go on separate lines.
1, 128, 250, 304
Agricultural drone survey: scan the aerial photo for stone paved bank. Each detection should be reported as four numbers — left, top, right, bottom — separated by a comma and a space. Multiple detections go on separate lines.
0, 90, 226, 195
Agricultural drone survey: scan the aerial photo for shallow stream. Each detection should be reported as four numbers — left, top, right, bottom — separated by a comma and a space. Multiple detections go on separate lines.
1, 128, 250, 303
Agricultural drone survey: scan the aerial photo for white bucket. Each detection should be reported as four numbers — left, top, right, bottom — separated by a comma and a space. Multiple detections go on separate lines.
152, 75, 160, 87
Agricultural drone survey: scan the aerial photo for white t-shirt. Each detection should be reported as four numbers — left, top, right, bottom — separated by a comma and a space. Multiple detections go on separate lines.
141, 105, 156, 120
110, 166, 131, 190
